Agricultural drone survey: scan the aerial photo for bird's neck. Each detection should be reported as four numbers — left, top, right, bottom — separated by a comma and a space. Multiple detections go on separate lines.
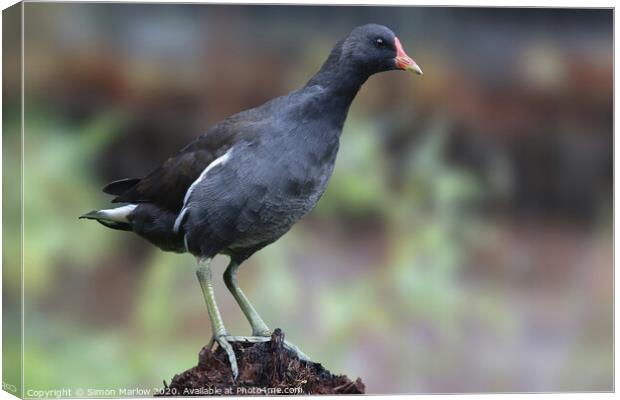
303, 41, 370, 126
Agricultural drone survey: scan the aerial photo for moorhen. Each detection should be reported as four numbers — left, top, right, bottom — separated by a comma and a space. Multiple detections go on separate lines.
81, 23, 422, 379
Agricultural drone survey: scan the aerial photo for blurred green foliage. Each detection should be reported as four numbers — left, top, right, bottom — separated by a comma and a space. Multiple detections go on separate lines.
15, 102, 610, 393
18, 105, 495, 391
5, 4, 612, 395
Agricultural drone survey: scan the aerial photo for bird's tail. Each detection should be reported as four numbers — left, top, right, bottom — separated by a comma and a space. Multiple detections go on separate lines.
79, 204, 137, 231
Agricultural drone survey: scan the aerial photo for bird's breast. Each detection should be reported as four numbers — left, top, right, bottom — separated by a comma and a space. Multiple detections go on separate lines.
229, 133, 338, 231
180, 125, 342, 257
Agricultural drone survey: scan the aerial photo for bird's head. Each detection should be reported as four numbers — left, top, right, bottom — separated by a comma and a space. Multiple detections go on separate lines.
342, 24, 423, 76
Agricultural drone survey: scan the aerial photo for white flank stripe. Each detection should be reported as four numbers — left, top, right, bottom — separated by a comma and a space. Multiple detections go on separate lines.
173, 148, 233, 233
99, 204, 137, 223
173, 208, 189, 233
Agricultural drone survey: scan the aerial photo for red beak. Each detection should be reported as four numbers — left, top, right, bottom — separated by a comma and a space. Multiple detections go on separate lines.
394, 37, 423, 75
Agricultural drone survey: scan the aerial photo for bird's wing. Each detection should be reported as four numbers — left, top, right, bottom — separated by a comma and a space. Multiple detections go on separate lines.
110, 120, 243, 212
105, 92, 286, 212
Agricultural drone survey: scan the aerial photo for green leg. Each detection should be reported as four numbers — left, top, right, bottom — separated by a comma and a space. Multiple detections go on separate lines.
223, 259, 311, 362
223, 260, 271, 336
196, 258, 238, 379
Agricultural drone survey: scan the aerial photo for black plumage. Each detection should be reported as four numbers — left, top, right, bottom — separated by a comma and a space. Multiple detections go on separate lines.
81, 23, 421, 378
82, 23, 422, 263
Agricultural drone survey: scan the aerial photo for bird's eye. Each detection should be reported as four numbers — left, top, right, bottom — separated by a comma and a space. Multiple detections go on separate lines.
375, 38, 385, 48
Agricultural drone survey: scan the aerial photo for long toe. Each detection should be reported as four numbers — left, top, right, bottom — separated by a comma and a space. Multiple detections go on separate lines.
225, 335, 271, 343
283, 340, 311, 362
214, 336, 239, 380
225, 335, 311, 362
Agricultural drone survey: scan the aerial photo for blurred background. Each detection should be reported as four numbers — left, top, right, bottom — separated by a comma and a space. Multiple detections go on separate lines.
3, 3, 612, 394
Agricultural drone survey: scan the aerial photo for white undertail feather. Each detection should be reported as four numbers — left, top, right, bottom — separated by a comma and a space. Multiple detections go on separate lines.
97, 204, 137, 222
173, 148, 233, 233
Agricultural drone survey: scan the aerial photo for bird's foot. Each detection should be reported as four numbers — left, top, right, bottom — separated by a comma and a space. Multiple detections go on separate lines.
252, 328, 273, 337
209, 334, 239, 380
225, 335, 271, 343
224, 335, 311, 362
282, 339, 312, 362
